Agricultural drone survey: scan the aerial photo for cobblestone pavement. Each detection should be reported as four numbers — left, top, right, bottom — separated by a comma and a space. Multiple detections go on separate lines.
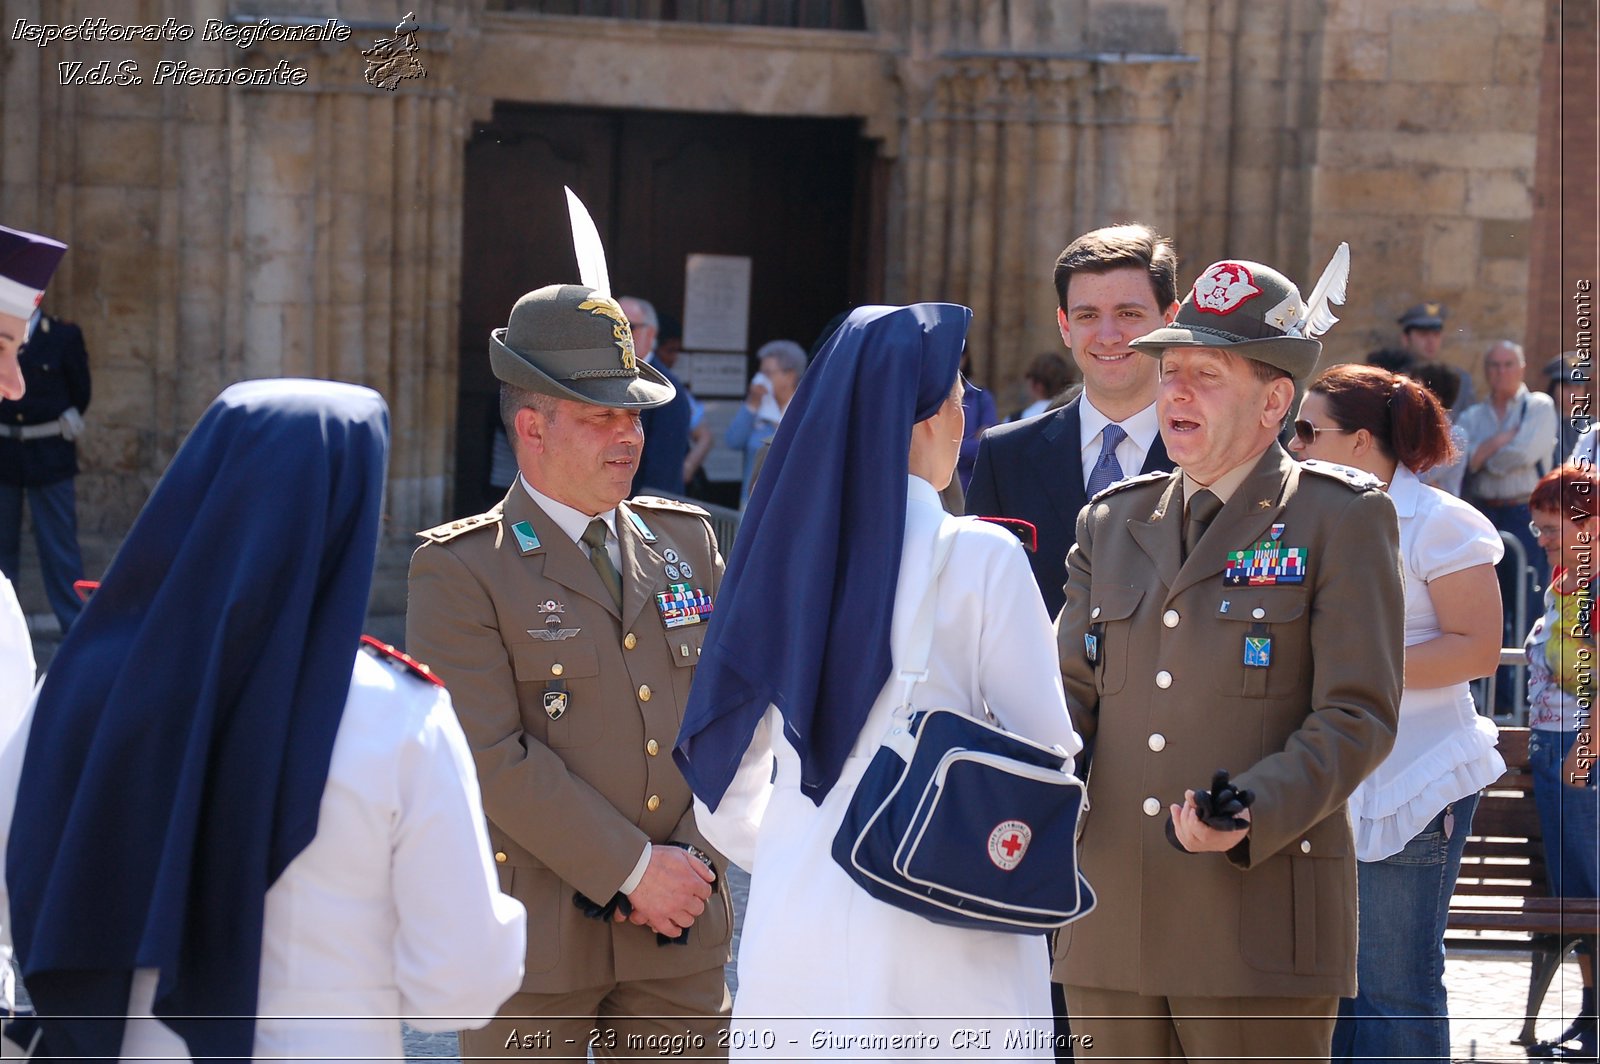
1448, 949, 1587, 1062
10, 866, 1585, 1061
401, 870, 1584, 1062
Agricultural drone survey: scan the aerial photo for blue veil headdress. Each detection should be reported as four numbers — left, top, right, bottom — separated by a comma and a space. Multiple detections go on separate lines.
675, 303, 969, 807
7, 379, 389, 1061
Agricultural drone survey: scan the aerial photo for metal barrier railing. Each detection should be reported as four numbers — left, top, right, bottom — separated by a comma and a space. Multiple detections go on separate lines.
645, 491, 743, 561
1483, 647, 1530, 726
1477, 529, 1532, 724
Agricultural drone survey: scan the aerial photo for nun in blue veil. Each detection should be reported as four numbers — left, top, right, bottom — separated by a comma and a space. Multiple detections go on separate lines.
674, 304, 1080, 1056
0, 379, 524, 1062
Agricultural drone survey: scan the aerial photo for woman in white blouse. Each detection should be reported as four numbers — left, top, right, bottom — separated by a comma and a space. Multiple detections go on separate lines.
1291, 364, 1505, 1063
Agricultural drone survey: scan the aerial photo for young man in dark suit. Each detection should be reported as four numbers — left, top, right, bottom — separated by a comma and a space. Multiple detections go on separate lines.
967, 223, 1181, 619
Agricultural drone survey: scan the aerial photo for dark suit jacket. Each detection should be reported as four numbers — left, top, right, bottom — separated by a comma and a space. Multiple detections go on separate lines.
965, 397, 1172, 619
633, 362, 691, 496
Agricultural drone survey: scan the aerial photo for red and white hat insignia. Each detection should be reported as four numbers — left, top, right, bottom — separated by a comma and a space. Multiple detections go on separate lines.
1192, 262, 1262, 315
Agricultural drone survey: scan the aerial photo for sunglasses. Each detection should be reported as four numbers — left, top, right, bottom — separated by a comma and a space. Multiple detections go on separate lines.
1292, 419, 1352, 446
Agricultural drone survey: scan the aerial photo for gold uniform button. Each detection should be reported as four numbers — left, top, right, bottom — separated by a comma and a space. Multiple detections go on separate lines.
551, 663, 564, 677
646, 739, 660, 756
646, 794, 662, 812
494, 851, 508, 863
624, 632, 638, 650
638, 684, 652, 702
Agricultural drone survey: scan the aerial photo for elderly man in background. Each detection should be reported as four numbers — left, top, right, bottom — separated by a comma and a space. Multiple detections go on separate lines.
622, 295, 694, 497
1458, 339, 1557, 712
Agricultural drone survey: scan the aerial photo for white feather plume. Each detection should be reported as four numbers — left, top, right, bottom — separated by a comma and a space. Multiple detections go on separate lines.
1291, 241, 1350, 339
564, 186, 611, 299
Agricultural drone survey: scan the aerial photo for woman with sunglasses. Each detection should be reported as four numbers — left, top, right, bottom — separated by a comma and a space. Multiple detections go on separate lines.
1290, 363, 1505, 1063
1522, 464, 1599, 1059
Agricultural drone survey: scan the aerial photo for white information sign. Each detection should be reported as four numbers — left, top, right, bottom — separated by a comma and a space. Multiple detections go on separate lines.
676, 352, 750, 399
683, 254, 752, 353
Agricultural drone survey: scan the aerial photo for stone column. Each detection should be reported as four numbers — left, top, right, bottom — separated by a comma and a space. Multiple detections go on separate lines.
892, 49, 1188, 395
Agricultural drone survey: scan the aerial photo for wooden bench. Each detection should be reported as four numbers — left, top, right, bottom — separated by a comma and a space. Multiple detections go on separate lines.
1446, 727, 1600, 1045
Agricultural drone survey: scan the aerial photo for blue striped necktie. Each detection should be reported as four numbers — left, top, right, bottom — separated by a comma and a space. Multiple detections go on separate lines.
1085, 423, 1128, 496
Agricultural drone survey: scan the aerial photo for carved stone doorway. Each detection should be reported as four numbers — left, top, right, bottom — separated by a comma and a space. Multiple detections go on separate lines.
455, 103, 882, 515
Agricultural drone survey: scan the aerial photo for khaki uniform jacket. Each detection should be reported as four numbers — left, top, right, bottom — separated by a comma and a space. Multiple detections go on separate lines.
406, 486, 730, 996
1053, 444, 1403, 999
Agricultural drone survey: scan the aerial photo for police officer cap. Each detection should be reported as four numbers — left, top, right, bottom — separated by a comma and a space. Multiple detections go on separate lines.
1129, 259, 1322, 383
0, 225, 68, 320
490, 284, 675, 409
1544, 352, 1587, 384
1397, 302, 1446, 331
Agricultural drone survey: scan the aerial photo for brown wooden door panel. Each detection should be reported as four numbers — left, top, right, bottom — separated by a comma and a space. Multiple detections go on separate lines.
454, 104, 874, 516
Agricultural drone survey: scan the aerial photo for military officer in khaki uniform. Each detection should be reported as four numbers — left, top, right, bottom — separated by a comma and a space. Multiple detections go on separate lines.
407, 284, 731, 1057
1054, 258, 1405, 1060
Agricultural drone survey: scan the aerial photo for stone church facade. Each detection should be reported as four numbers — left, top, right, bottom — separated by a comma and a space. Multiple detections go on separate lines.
0, 0, 1589, 613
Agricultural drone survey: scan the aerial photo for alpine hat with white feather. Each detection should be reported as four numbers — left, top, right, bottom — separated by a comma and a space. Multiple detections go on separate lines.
488, 188, 675, 409
1130, 244, 1351, 384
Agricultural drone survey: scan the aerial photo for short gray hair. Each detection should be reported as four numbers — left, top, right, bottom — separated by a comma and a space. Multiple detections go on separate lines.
1486, 339, 1525, 366
500, 381, 559, 439
757, 339, 808, 377
618, 296, 657, 330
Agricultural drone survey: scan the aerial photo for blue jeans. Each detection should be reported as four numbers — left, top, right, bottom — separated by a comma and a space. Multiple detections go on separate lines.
1530, 729, 1600, 902
1332, 791, 1481, 1064
0, 479, 85, 632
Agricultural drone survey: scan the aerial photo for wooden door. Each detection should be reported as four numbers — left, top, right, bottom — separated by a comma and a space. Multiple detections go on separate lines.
455, 104, 877, 515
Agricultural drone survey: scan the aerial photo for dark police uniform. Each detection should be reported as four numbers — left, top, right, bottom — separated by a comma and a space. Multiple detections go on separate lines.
0, 314, 90, 630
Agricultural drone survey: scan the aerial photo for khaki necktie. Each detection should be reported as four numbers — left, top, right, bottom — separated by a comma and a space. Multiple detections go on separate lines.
1183, 488, 1223, 560
581, 518, 623, 612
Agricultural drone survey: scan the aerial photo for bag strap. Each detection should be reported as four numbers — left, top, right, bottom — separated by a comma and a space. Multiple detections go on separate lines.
894, 518, 960, 713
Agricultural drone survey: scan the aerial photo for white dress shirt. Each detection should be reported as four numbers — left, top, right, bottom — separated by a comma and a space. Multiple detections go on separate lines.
1078, 397, 1159, 489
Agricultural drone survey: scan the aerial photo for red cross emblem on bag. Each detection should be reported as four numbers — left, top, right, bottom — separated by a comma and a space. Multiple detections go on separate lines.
988, 820, 1032, 871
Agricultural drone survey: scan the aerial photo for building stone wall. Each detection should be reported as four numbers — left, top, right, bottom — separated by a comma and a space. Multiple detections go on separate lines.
0, 0, 1580, 621
1299, 0, 1544, 373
